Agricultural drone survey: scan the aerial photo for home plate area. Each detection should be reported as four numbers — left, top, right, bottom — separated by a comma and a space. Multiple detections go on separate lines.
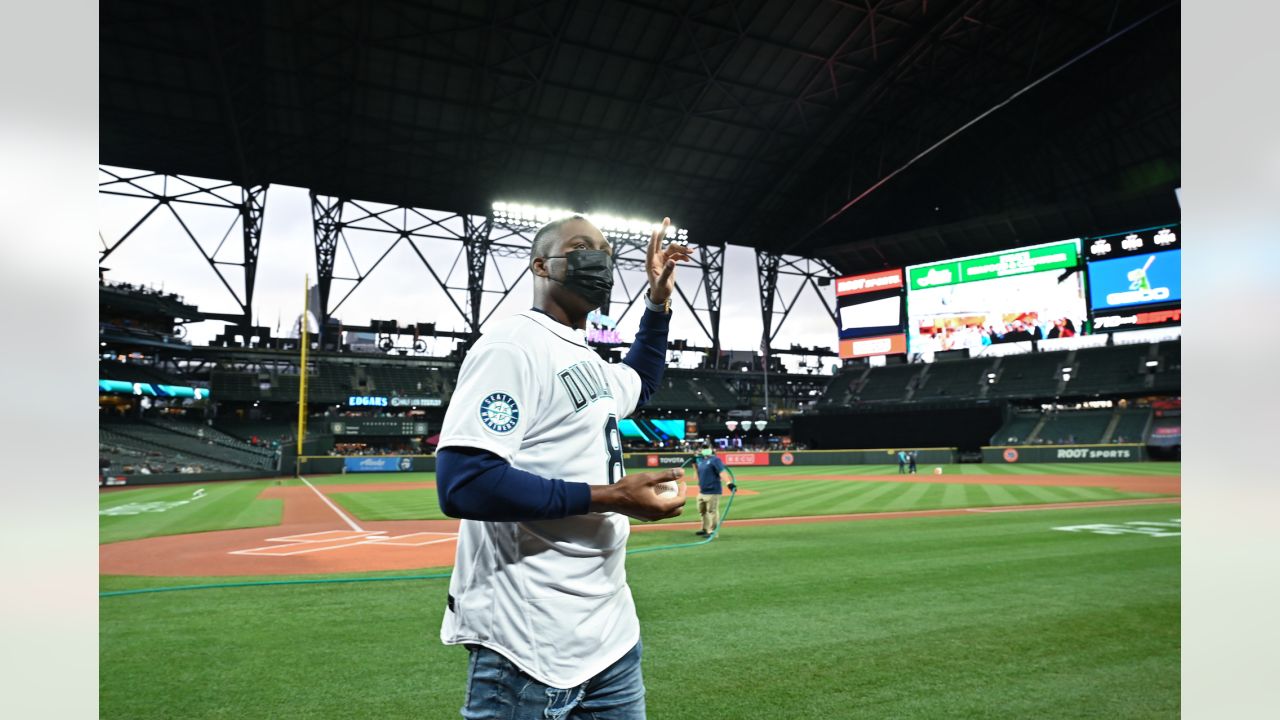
230, 529, 457, 557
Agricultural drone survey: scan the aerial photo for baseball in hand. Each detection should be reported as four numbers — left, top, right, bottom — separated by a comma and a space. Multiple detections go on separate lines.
655, 470, 685, 499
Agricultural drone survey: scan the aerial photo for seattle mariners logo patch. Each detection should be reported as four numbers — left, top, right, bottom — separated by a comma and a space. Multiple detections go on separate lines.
479, 392, 519, 434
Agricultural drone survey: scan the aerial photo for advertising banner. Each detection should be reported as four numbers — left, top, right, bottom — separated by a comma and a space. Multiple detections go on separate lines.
835, 269, 906, 353
624, 449, 958, 468
716, 452, 770, 466
835, 269, 904, 297
343, 456, 416, 473
98, 380, 209, 399
1087, 249, 1182, 311
839, 333, 908, 359
645, 454, 693, 467
1092, 307, 1182, 331
982, 444, 1147, 463
907, 240, 1080, 291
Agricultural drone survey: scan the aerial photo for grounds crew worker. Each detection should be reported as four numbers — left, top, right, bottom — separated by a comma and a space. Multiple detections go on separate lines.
693, 446, 736, 537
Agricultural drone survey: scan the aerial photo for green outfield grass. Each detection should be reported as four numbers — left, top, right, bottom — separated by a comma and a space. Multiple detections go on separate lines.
97, 463, 1180, 543
323, 462, 1179, 524
100, 502, 1180, 719
99, 480, 282, 544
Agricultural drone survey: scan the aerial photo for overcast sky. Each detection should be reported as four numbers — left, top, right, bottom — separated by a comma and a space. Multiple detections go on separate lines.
99, 175, 843, 373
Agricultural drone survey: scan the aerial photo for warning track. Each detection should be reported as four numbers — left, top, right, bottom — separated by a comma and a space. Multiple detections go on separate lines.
99, 475, 1178, 577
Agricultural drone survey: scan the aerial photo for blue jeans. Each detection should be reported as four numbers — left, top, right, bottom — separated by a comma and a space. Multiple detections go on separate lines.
460, 640, 646, 719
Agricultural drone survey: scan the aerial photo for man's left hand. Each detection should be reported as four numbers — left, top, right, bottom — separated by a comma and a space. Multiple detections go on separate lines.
646, 217, 695, 305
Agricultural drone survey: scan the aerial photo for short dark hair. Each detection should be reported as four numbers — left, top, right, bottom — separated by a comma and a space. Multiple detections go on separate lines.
531, 215, 587, 261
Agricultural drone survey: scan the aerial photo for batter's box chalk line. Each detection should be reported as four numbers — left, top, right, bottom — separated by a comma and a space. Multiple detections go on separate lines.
230, 530, 457, 557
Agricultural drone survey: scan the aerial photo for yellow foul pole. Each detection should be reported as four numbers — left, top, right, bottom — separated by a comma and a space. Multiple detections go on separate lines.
295, 274, 310, 467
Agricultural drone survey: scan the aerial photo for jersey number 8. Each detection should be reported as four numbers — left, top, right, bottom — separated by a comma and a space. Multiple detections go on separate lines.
604, 415, 623, 485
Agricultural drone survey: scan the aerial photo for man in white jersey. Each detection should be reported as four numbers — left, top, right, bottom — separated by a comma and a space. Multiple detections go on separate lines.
435, 214, 693, 719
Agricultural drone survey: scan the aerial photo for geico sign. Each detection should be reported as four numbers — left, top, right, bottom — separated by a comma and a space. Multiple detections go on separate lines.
1056, 448, 1133, 460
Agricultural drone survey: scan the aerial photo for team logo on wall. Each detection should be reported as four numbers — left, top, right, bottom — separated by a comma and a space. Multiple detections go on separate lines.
479, 392, 520, 434
780, 452, 795, 466
1003, 448, 1019, 463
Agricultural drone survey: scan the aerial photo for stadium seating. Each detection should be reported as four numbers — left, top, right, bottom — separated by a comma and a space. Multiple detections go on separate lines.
1060, 344, 1151, 397
1150, 340, 1181, 392
991, 410, 1042, 445
101, 419, 276, 471
211, 361, 455, 404
1033, 410, 1113, 444
147, 417, 278, 459
214, 420, 298, 445
99, 431, 248, 474
1107, 407, 1152, 444
913, 359, 991, 401
816, 371, 859, 408
985, 350, 1071, 399
99, 361, 181, 386
853, 363, 925, 403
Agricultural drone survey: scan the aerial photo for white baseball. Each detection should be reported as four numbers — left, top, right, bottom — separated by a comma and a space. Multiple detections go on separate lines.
655, 476, 684, 499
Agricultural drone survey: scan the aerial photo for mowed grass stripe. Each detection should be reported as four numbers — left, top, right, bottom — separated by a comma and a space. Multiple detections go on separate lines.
880, 481, 935, 511
1016, 484, 1075, 503
977, 483, 1020, 506
99, 481, 282, 545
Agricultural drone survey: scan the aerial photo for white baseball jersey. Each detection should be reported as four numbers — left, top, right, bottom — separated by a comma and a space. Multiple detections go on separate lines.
437, 309, 644, 688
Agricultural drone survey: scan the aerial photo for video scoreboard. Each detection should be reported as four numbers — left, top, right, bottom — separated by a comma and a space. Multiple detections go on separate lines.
830, 224, 1181, 358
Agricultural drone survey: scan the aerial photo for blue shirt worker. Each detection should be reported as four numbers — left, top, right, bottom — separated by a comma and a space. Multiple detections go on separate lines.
897, 450, 908, 475
693, 448, 735, 537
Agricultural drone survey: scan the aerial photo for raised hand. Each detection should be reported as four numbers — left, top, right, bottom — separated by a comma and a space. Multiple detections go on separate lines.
646, 217, 695, 305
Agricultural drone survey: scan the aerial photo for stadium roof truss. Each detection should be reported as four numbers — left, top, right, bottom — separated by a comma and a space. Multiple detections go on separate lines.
100, 0, 1179, 353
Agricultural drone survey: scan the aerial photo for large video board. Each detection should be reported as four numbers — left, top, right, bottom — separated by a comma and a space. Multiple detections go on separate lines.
834, 269, 906, 359
1084, 226, 1181, 332
905, 240, 1088, 355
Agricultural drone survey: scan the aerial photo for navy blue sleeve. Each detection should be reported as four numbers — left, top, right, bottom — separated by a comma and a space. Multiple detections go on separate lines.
436, 447, 592, 521
621, 307, 671, 407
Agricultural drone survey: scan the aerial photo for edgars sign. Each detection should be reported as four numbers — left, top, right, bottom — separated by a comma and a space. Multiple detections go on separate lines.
348, 395, 389, 407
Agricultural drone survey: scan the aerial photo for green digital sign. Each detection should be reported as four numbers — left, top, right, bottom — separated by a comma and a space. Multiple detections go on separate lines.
907, 240, 1080, 291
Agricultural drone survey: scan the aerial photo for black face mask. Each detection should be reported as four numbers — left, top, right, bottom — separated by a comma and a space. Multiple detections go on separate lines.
544, 249, 614, 308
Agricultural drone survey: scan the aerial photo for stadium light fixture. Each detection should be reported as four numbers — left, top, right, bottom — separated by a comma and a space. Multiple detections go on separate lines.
1145, 360, 1159, 368
492, 201, 686, 242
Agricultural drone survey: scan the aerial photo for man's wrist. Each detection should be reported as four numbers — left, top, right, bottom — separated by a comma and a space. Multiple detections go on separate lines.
588, 484, 619, 513
644, 293, 671, 313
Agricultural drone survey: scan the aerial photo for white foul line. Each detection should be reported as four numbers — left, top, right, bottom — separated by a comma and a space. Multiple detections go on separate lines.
298, 475, 364, 532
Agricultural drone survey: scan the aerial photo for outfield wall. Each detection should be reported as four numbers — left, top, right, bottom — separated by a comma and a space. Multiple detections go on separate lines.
622, 448, 958, 469
297, 455, 437, 475
99, 470, 266, 487
981, 444, 1148, 463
